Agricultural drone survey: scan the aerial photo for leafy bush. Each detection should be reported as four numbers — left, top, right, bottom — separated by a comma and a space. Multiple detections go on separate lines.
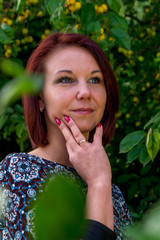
0, 0, 160, 222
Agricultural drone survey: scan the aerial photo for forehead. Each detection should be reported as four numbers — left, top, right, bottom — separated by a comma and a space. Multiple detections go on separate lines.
44, 46, 100, 71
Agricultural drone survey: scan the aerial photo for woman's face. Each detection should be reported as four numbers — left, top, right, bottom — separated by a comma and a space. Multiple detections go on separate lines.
40, 46, 107, 136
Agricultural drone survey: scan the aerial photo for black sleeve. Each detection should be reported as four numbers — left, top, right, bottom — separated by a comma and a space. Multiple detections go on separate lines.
81, 219, 117, 240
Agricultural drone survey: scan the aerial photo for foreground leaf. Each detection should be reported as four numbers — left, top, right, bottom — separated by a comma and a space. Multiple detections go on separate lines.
34, 175, 84, 240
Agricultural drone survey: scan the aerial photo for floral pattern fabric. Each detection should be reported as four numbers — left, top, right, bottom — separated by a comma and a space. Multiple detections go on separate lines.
0, 152, 132, 239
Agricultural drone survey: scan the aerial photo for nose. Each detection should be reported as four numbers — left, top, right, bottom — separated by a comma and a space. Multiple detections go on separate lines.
76, 82, 91, 100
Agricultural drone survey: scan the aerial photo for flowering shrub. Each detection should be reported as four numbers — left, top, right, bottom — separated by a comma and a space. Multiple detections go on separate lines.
0, 0, 160, 221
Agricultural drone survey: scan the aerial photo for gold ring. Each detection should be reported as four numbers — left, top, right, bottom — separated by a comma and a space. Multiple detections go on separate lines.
79, 139, 86, 145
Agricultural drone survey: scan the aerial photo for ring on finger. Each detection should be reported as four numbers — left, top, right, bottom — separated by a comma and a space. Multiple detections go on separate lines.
79, 139, 87, 145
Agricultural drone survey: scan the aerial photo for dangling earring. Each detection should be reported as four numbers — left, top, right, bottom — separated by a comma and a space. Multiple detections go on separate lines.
40, 108, 43, 112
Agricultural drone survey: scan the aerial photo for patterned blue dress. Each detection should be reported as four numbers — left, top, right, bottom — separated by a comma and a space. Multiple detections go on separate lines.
0, 153, 132, 239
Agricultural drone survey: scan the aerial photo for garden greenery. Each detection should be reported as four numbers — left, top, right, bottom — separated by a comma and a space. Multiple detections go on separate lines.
0, 0, 160, 234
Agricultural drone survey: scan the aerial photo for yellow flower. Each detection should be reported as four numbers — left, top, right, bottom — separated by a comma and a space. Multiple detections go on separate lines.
5, 49, 12, 58
7, 19, 13, 26
69, 0, 76, 4
74, 2, 81, 11
115, 123, 119, 128
125, 113, 131, 119
41, 34, 46, 40
100, 28, 104, 34
16, 39, 21, 45
128, 50, 133, 56
44, 29, 50, 35
75, 24, 80, 29
138, 56, 144, 62
18, 16, 25, 22
97, 33, 105, 41
135, 121, 141, 127
141, 87, 146, 91
155, 73, 159, 80
22, 28, 28, 35
101, 4, 108, 12
140, 33, 145, 38
133, 97, 139, 103
156, 52, 160, 57
118, 47, 124, 53
97, 6, 104, 14
69, 5, 75, 12
145, 8, 149, 13
146, 82, 151, 88
2, 17, 8, 23
37, 10, 44, 17
109, 37, 114, 41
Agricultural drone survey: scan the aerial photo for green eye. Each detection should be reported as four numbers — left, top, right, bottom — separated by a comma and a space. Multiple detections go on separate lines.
89, 77, 101, 83
58, 76, 73, 83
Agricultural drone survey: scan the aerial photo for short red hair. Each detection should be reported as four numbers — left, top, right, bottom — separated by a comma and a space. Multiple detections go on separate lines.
23, 32, 119, 148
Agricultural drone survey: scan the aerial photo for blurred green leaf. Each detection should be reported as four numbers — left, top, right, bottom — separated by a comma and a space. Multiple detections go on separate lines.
0, 24, 13, 44
81, 3, 96, 29
128, 201, 160, 240
0, 59, 24, 77
45, 0, 62, 16
34, 175, 84, 240
108, 12, 128, 31
146, 128, 160, 161
0, 73, 44, 112
110, 27, 131, 50
87, 21, 101, 35
107, 0, 123, 14
120, 131, 146, 153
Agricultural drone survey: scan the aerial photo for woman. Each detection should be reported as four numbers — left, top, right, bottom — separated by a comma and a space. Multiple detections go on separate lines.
0, 33, 132, 239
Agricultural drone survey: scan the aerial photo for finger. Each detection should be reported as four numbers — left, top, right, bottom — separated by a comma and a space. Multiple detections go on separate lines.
93, 123, 103, 145
64, 116, 89, 146
56, 118, 78, 151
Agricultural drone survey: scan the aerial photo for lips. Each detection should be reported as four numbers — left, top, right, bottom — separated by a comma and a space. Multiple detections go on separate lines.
72, 108, 94, 114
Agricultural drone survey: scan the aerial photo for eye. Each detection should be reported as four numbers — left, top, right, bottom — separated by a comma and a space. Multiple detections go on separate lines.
88, 77, 101, 83
58, 76, 74, 84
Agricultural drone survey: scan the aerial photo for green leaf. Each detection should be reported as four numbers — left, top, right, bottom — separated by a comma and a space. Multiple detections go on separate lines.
0, 59, 24, 77
0, 25, 13, 44
45, 0, 62, 16
139, 145, 151, 166
87, 21, 101, 35
120, 130, 146, 153
146, 128, 160, 161
127, 144, 143, 163
81, 3, 96, 28
107, 0, 123, 14
144, 112, 160, 130
1, 23, 14, 39
108, 12, 128, 31
16, 122, 25, 138
34, 175, 84, 240
16, 0, 25, 11
110, 27, 131, 50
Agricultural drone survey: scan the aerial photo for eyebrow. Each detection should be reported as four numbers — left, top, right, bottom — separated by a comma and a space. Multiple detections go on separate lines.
55, 70, 102, 74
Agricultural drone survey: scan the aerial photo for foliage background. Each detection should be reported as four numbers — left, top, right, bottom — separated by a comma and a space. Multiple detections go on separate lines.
0, 0, 160, 223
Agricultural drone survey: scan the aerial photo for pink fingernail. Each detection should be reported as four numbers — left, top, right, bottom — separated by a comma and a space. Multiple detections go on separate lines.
55, 118, 61, 126
64, 115, 70, 123
97, 123, 102, 127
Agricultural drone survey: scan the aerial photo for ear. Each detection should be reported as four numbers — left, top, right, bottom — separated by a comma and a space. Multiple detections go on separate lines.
39, 95, 45, 112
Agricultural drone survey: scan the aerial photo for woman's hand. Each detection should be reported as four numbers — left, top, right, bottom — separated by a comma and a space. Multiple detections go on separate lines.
56, 115, 114, 230
56, 116, 111, 188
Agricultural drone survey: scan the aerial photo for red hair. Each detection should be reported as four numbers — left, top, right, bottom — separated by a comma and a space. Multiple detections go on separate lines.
23, 32, 119, 148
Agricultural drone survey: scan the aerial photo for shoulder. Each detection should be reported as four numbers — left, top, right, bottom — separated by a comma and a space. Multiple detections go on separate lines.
0, 152, 46, 186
